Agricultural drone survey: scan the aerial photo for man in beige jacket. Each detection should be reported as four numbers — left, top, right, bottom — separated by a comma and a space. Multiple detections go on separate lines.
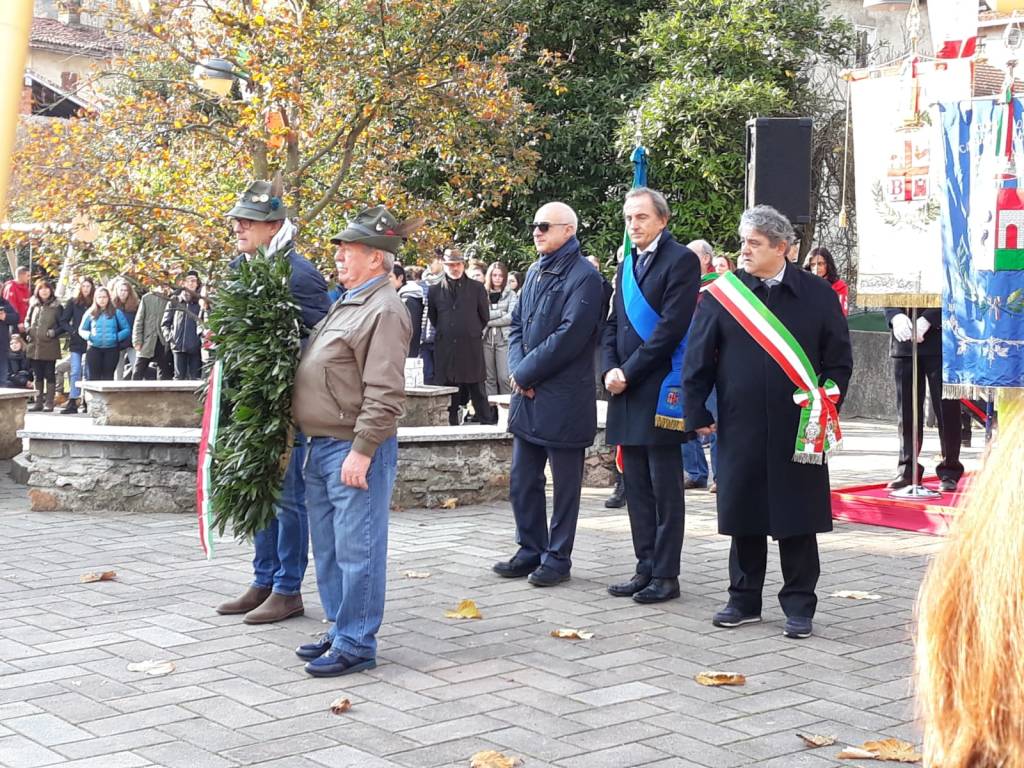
291, 206, 412, 677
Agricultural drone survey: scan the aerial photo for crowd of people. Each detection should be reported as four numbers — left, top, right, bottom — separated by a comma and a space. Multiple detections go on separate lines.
0, 265, 211, 411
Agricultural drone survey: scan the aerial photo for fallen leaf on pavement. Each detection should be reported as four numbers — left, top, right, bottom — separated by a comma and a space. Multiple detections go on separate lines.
445, 599, 482, 620
440, 497, 458, 509
126, 660, 175, 677
830, 590, 882, 600
798, 733, 837, 748
695, 671, 746, 686
838, 747, 878, 759
80, 571, 117, 583
470, 750, 521, 768
862, 739, 922, 762
404, 571, 432, 579
550, 628, 595, 640
329, 697, 352, 715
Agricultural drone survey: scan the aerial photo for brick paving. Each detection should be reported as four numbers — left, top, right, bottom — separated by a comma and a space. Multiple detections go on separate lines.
0, 419, 982, 768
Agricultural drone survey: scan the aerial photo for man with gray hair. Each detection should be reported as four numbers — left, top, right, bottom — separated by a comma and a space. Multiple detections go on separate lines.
683, 205, 852, 639
291, 205, 414, 676
687, 239, 715, 275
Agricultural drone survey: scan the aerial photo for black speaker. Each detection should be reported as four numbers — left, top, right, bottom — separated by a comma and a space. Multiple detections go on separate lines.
745, 117, 813, 225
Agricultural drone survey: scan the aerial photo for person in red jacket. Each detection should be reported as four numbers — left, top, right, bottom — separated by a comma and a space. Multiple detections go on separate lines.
2, 266, 31, 333
804, 247, 848, 316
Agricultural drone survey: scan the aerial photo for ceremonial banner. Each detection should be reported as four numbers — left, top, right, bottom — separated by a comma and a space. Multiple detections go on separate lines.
938, 98, 1024, 394
929, 0, 978, 59
851, 59, 972, 307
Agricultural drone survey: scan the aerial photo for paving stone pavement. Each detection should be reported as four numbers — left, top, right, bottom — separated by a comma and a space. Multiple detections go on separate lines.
0, 418, 982, 768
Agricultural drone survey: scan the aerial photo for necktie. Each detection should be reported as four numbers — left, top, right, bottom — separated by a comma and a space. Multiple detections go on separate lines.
762, 278, 779, 287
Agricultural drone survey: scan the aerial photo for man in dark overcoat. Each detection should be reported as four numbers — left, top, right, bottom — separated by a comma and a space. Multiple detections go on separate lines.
492, 201, 604, 586
428, 249, 492, 425
883, 307, 963, 492
683, 205, 852, 639
602, 187, 701, 603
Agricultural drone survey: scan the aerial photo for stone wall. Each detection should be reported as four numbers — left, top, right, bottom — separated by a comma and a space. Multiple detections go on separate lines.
844, 330, 898, 423
0, 390, 32, 459
400, 386, 458, 428
12, 439, 196, 513
395, 436, 514, 509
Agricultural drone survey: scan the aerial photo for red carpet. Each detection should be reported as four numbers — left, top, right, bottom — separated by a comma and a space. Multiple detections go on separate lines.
831, 474, 972, 536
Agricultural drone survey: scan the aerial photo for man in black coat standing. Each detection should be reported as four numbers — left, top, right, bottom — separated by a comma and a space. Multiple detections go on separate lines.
602, 187, 701, 604
883, 307, 963, 492
492, 201, 604, 586
428, 249, 492, 425
683, 205, 852, 639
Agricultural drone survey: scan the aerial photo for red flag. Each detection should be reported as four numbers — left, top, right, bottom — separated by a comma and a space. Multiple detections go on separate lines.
930, 0, 978, 59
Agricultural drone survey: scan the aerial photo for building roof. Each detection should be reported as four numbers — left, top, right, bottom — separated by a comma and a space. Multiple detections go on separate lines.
973, 62, 1024, 97
30, 16, 130, 58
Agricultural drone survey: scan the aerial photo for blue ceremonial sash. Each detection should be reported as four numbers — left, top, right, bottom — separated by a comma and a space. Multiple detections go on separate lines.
621, 247, 687, 430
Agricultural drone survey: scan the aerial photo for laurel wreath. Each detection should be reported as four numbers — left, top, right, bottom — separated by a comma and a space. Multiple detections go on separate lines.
872, 180, 941, 232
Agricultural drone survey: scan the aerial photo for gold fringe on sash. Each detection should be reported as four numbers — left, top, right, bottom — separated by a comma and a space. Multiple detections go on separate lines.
654, 415, 685, 431
943, 383, 995, 399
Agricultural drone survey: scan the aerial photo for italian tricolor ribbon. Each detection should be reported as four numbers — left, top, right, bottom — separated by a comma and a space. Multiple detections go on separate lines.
706, 271, 843, 464
196, 358, 223, 558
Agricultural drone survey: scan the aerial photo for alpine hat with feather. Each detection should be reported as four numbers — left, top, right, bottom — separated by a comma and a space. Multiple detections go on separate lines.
226, 172, 290, 222
330, 206, 423, 253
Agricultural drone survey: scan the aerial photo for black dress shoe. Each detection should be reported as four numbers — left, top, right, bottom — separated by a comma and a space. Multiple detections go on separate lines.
527, 565, 570, 587
939, 478, 958, 492
295, 633, 333, 660
886, 476, 912, 491
607, 574, 651, 597
604, 480, 626, 508
683, 478, 707, 490
632, 577, 680, 604
492, 557, 538, 578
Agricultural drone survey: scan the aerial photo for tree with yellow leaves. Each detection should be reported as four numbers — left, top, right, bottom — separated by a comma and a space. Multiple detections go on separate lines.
6, 0, 540, 284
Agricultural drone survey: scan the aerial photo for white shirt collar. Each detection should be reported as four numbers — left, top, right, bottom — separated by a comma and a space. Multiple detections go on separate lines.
767, 263, 786, 283
637, 231, 663, 257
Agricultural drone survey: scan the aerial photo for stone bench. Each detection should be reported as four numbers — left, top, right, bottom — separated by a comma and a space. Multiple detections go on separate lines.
0, 388, 34, 459
401, 385, 458, 427
80, 380, 203, 428
12, 415, 199, 512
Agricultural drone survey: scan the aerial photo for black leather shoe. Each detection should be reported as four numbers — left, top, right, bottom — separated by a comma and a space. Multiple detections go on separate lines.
527, 565, 570, 587
604, 480, 626, 508
607, 574, 651, 597
632, 577, 680, 604
683, 478, 707, 490
295, 633, 332, 660
939, 478, 958, 492
492, 557, 538, 578
886, 476, 912, 491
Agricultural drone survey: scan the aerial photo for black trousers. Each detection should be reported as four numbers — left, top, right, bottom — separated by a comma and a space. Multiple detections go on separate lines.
728, 534, 820, 618
448, 382, 492, 425
30, 359, 55, 387
173, 350, 202, 380
86, 346, 120, 381
894, 356, 963, 482
133, 339, 173, 380
621, 444, 685, 578
509, 436, 584, 575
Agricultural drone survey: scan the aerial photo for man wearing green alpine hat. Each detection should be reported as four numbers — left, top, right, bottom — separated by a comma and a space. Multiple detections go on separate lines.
214, 176, 331, 624
291, 205, 417, 677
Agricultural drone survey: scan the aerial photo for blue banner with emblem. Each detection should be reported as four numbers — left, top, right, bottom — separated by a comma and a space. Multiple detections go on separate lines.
939, 97, 1024, 395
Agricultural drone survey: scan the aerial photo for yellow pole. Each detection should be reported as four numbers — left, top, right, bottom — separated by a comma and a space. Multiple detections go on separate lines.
0, 2, 33, 226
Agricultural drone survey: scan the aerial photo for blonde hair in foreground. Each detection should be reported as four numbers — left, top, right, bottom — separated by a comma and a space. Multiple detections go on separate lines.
916, 392, 1024, 767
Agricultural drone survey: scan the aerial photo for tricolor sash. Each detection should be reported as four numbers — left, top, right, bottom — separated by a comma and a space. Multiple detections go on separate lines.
621, 246, 686, 431
196, 359, 223, 558
706, 272, 842, 464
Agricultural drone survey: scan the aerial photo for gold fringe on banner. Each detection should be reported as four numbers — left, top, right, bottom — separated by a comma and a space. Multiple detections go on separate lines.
654, 415, 685, 431
857, 294, 942, 309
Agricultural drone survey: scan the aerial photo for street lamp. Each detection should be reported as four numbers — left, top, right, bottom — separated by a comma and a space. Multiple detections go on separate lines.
192, 58, 235, 97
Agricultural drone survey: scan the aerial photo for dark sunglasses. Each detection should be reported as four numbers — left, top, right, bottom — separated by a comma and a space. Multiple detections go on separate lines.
530, 221, 569, 233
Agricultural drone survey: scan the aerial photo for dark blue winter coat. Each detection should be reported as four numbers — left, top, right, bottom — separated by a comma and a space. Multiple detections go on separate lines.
507, 237, 605, 449
0, 297, 18, 386
80, 309, 131, 349
229, 246, 330, 334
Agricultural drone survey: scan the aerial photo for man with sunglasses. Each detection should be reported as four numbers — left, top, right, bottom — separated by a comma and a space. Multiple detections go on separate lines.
492, 202, 604, 586
214, 177, 330, 625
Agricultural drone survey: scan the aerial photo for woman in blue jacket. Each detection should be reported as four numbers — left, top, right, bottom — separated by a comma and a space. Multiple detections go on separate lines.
79, 286, 131, 381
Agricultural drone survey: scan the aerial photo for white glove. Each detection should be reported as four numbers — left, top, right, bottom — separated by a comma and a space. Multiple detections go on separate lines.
891, 313, 913, 343
915, 316, 931, 343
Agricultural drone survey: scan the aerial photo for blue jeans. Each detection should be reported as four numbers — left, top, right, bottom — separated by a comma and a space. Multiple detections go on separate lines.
69, 351, 88, 398
251, 434, 309, 595
304, 435, 397, 659
682, 387, 718, 483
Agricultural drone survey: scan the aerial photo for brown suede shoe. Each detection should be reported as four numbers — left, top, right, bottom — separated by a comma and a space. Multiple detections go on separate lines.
243, 592, 304, 625
215, 585, 272, 616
